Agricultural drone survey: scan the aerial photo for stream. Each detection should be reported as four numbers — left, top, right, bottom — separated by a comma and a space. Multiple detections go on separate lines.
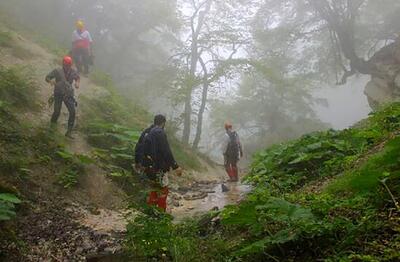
171, 181, 252, 221
86, 180, 252, 261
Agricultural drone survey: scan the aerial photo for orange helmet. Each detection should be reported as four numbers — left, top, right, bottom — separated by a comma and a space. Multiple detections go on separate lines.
63, 56, 73, 66
224, 121, 232, 130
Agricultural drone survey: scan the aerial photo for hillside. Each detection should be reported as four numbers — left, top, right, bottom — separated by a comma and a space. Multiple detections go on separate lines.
1, 8, 400, 262
0, 23, 226, 261
124, 104, 400, 261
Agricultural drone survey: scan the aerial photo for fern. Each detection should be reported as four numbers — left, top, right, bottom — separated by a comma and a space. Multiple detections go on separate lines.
0, 193, 21, 221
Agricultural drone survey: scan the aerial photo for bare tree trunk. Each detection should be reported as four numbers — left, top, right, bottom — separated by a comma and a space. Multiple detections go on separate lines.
181, 0, 212, 144
192, 57, 209, 149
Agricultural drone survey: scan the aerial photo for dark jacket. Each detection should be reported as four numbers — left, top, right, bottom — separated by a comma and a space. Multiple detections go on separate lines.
143, 126, 178, 173
46, 67, 79, 96
134, 125, 154, 164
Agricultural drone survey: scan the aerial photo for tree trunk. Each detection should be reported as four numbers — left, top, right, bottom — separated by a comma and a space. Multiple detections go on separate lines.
192, 57, 209, 149
181, 0, 212, 144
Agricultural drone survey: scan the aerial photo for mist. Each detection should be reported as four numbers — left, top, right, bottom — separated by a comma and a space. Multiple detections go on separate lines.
0, 0, 398, 158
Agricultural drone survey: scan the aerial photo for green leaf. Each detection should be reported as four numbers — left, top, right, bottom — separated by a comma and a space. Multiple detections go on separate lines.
0, 193, 21, 204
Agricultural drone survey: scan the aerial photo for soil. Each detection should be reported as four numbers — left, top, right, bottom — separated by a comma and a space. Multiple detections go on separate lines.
0, 25, 252, 260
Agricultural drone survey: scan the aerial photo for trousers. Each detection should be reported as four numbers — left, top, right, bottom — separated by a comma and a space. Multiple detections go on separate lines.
51, 94, 76, 131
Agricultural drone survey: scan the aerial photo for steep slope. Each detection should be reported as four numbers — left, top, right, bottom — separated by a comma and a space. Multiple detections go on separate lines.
0, 22, 231, 262
122, 103, 400, 261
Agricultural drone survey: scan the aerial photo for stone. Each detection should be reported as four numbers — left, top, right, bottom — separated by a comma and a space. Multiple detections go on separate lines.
364, 77, 393, 108
221, 184, 229, 192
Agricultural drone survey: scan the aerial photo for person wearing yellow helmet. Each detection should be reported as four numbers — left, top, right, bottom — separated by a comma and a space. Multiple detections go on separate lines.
72, 19, 93, 76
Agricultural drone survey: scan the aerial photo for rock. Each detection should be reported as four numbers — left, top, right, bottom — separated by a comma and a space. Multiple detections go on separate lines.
172, 194, 182, 201
177, 186, 190, 194
201, 190, 216, 194
364, 77, 394, 109
172, 199, 180, 207
221, 184, 229, 192
183, 192, 208, 201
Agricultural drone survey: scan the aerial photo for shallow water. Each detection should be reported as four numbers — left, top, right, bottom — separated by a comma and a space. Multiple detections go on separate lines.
172, 181, 252, 221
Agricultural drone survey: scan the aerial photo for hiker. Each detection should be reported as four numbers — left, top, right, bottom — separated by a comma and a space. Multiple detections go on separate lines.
71, 20, 93, 76
45, 56, 80, 138
222, 122, 243, 182
141, 114, 182, 211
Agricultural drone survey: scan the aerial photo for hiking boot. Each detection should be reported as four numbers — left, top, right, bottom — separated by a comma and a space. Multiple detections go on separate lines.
65, 130, 74, 139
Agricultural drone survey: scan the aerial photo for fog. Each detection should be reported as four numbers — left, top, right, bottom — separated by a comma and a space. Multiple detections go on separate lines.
1, 0, 399, 158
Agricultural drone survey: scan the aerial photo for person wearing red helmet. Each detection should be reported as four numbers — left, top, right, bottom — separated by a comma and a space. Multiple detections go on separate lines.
222, 122, 243, 182
45, 56, 80, 138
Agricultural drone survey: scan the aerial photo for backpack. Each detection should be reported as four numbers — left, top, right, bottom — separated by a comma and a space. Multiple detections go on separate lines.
134, 126, 153, 164
226, 131, 240, 160
142, 127, 158, 168
55, 68, 75, 97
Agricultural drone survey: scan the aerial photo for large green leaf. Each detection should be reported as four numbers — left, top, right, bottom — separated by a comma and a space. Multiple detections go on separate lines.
0, 193, 21, 204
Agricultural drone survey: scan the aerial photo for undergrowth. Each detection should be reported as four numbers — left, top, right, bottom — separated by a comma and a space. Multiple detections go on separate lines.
124, 103, 400, 261
81, 70, 202, 172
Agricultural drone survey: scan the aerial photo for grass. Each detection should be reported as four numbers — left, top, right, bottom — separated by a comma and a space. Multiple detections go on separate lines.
0, 31, 13, 47
83, 70, 203, 171
123, 103, 400, 262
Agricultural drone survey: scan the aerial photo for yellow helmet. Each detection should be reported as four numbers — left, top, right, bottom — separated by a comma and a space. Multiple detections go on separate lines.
76, 20, 84, 30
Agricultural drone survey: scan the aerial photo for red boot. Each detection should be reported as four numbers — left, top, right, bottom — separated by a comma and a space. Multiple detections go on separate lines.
157, 187, 169, 211
147, 191, 159, 206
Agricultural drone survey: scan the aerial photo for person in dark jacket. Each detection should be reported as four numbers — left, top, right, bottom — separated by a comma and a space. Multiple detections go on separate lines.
46, 56, 80, 138
141, 114, 182, 211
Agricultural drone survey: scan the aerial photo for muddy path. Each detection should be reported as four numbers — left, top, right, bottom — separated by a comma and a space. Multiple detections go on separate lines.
0, 25, 253, 260
167, 163, 251, 221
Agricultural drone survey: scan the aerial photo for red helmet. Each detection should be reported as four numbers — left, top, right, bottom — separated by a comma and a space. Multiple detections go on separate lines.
63, 56, 73, 66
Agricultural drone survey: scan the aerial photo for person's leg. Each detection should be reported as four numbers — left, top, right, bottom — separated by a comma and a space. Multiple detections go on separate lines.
50, 94, 63, 125
64, 96, 76, 137
225, 160, 236, 181
82, 48, 90, 75
147, 191, 159, 206
231, 162, 239, 182
146, 169, 161, 208
72, 49, 82, 73
157, 186, 169, 211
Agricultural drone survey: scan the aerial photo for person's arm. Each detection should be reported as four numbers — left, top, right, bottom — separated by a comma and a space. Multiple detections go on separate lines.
72, 71, 80, 89
159, 132, 179, 170
222, 133, 230, 156
45, 69, 57, 85
87, 31, 94, 55
237, 134, 243, 158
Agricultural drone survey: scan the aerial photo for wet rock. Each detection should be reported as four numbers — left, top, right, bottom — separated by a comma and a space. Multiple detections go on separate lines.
171, 194, 182, 201
221, 184, 229, 192
201, 189, 216, 194
172, 199, 180, 207
177, 186, 190, 194
183, 192, 208, 201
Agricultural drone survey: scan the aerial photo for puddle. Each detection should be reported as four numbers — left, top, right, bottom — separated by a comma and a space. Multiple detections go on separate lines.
171, 182, 252, 221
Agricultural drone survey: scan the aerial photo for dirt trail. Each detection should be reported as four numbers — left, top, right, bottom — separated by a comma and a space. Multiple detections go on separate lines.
1, 25, 252, 260
0, 26, 129, 240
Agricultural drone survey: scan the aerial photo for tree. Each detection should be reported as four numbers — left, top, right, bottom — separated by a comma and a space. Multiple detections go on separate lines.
252, 0, 400, 107
173, 0, 255, 148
